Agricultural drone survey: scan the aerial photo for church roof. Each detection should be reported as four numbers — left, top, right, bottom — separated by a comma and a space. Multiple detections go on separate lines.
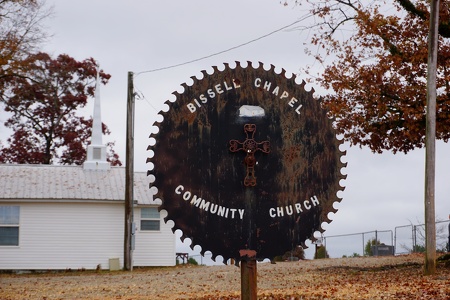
0, 164, 158, 205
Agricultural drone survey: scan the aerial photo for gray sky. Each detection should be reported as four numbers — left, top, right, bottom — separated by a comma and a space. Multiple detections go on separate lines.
36, 0, 450, 260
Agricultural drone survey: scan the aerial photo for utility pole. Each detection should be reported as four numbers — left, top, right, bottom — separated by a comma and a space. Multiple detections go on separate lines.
424, 0, 439, 275
124, 71, 135, 271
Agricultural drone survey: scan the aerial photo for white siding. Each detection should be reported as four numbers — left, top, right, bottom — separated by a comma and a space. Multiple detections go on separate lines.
134, 208, 176, 267
0, 203, 175, 270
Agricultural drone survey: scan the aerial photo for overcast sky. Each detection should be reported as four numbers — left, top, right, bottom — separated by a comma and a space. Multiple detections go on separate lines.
36, 0, 450, 260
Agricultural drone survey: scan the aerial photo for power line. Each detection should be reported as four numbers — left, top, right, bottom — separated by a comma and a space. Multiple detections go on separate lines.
135, 18, 305, 76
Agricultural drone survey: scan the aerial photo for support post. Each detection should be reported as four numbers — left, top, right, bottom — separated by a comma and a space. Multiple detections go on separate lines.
448, 219, 450, 252
240, 259, 257, 300
447, 219, 450, 252
424, 0, 439, 275
124, 71, 135, 271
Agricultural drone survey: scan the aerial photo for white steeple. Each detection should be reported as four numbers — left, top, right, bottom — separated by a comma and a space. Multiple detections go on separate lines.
83, 66, 110, 170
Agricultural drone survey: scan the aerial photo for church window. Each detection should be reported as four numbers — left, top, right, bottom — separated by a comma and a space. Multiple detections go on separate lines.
140, 207, 160, 231
0, 206, 20, 246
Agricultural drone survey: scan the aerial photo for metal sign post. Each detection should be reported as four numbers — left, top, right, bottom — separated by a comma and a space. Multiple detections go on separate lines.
240, 258, 257, 299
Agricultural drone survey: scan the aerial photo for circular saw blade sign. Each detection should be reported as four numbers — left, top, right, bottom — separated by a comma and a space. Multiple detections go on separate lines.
149, 62, 346, 263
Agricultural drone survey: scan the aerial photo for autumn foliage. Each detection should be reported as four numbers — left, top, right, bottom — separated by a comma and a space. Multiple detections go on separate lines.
0, 254, 448, 299
295, 0, 450, 153
0, 0, 49, 80
0, 1, 121, 165
0, 52, 121, 165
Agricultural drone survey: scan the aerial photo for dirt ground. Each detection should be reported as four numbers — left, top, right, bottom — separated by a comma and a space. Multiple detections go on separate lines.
1, 254, 449, 299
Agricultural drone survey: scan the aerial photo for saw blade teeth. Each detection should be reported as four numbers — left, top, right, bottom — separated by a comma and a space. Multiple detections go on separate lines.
212, 65, 219, 73
160, 102, 170, 113
189, 75, 202, 86
174, 228, 189, 243
194, 70, 204, 80
153, 118, 164, 129
150, 125, 160, 134
189, 242, 196, 251
148, 133, 157, 143
165, 217, 176, 231
171, 90, 181, 100
159, 208, 168, 218
290, 71, 296, 81
149, 136, 156, 146
180, 82, 189, 91
201, 69, 208, 78
338, 161, 348, 171
180, 233, 188, 243
235, 61, 241, 69
147, 174, 155, 184
149, 185, 158, 195
239, 60, 248, 68
270, 63, 276, 73
298, 79, 306, 89
165, 219, 174, 229
151, 115, 164, 127
146, 149, 154, 159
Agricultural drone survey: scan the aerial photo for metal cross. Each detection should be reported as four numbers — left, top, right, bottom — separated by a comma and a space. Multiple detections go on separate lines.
229, 124, 270, 187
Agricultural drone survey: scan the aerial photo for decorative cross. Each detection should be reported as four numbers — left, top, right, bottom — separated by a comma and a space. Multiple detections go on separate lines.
229, 124, 270, 186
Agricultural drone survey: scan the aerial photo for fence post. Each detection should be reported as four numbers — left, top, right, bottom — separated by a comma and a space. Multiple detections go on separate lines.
362, 233, 365, 256
375, 230, 379, 256
390, 230, 394, 255
448, 221, 450, 252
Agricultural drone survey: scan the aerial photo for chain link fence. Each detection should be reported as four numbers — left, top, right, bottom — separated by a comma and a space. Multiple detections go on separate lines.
320, 220, 450, 258
178, 220, 450, 263
394, 220, 450, 255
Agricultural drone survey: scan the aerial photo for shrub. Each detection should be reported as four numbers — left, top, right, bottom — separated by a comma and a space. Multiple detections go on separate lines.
365, 239, 381, 256
314, 246, 329, 259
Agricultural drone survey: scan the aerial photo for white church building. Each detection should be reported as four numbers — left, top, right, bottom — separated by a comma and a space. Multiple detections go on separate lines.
0, 72, 175, 270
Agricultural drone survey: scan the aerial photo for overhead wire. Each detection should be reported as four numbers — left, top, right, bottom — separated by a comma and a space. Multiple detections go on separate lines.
134, 17, 311, 113
134, 18, 308, 76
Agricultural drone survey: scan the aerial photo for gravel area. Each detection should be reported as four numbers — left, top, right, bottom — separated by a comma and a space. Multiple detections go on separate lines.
1, 254, 449, 299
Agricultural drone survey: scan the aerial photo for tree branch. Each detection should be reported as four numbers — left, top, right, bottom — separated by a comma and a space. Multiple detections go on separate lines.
396, 0, 450, 38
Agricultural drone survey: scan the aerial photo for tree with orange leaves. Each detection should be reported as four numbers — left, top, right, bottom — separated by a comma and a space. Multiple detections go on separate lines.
290, 0, 450, 153
0, 0, 50, 80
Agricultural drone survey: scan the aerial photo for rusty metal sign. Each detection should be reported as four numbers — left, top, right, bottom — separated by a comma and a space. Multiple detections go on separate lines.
148, 62, 346, 263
